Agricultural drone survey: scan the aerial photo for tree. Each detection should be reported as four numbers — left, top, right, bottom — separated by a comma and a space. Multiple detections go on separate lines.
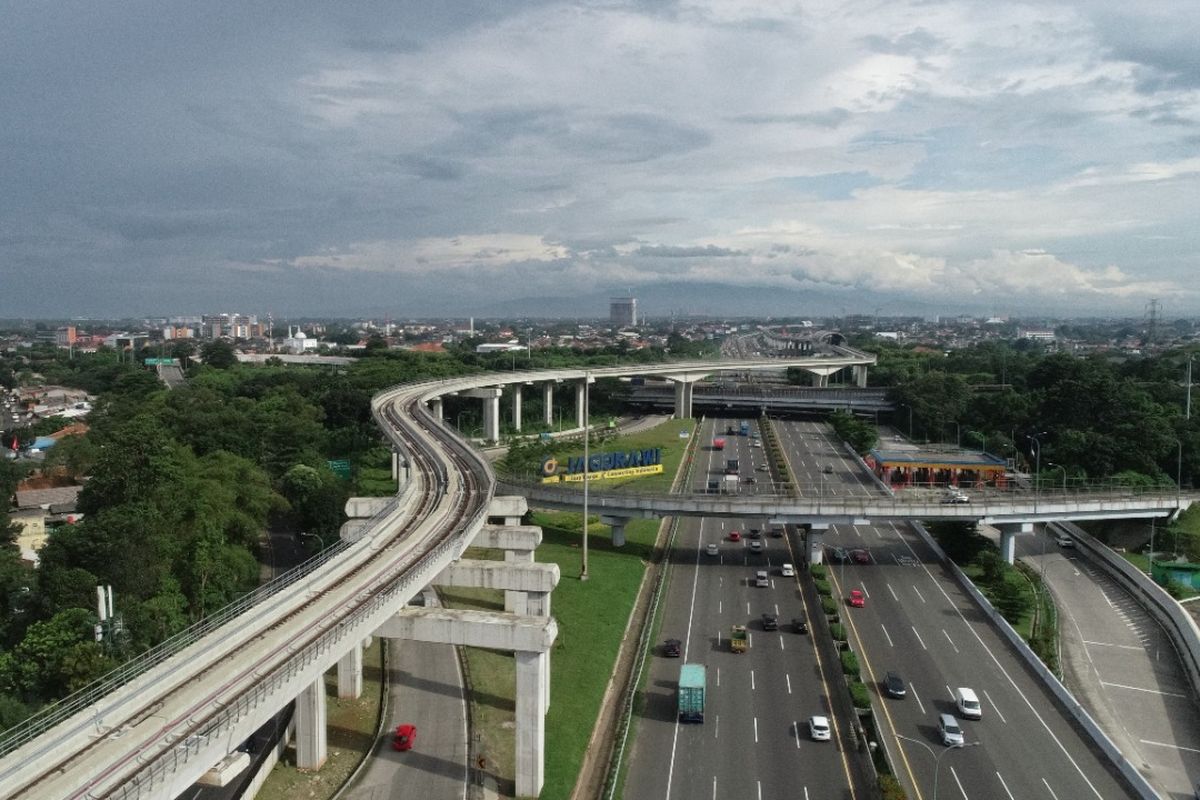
991, 577, 1029, 625
200, 340, 237, 370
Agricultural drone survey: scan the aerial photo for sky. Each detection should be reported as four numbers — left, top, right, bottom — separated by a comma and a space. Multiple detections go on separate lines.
2, 0, 1198, 319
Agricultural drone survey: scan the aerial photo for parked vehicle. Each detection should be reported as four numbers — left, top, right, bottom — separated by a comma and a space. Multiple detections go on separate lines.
678, 663, 706, 723
730, 625, 749, 653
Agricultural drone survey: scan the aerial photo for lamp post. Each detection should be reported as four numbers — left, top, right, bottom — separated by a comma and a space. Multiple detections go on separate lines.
1046, 462, 1067, 493
895, 734, 979, 800
1028, 432, 1047, 510
581, 370, 590, 582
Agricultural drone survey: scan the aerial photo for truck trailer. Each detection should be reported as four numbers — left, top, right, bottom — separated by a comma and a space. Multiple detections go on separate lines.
677, 663, 707, 723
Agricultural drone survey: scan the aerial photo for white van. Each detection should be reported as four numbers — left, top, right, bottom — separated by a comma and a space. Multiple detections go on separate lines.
956, 688, 982, 719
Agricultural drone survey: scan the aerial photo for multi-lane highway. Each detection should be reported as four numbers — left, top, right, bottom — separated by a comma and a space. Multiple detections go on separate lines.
623, 416, 1147, 800
774, 419, 1139, 800
623, 417, 861, 799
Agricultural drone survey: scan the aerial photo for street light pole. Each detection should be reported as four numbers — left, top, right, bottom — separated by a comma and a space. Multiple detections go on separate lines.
581, 371, 590, 582
895, 735, 979, 800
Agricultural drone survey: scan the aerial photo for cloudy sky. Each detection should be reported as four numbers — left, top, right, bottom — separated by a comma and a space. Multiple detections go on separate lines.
3, 0, 1198, 319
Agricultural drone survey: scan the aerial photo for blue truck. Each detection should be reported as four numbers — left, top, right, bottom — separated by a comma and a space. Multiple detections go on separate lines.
739, 420, 751, 436
677, 663, 706, 723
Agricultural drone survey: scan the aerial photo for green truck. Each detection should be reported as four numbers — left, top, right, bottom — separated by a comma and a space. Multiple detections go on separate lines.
677, 663, 706, 723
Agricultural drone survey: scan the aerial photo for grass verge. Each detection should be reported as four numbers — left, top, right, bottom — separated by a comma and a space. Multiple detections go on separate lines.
254, 639, 385, 800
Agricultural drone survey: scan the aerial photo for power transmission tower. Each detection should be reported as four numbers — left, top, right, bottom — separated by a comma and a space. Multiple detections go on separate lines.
1145, 299, 1160, 345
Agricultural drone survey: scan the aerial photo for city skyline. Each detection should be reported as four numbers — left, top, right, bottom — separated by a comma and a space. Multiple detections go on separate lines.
3, 1, 1197, 318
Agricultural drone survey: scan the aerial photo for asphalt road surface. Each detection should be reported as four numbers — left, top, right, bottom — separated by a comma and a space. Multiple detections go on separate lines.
623, 417, 860, 799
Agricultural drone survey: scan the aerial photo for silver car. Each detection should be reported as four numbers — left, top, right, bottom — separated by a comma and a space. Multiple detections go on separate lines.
938, 713, 964, 747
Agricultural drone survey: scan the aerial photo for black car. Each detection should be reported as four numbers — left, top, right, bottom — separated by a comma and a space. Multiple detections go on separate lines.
792, 617, 808, 634
761, 613, 779, 631
747, 528, 762, 539
770, 526, 784, 538
663, 638, 682, 657
726, 425, 736, 435
827, 547, 849, 563
884, 670, 907, 698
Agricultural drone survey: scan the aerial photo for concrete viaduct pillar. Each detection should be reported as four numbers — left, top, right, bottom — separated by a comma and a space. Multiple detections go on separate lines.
807, 522, 830, 565
337, 641, 363, 699
574, 380, 586, 429
543, 382, 555, 427
601, 514, 630, 547
429, 396, 444, 424
666, 372, 708, 419
515, 650, 548, 796
998, 522, 1034, 564
294, 676, 327, 770
463, 387, 503, 443
512, 384, 523, 432
852, 364, 868, 388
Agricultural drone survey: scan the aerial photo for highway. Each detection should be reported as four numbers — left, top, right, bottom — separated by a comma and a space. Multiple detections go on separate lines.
776, 419, 1138, 800
622, 416, 860, 799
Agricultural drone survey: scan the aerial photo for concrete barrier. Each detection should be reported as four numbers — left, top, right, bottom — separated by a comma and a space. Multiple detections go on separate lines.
909, 521, 1158, 799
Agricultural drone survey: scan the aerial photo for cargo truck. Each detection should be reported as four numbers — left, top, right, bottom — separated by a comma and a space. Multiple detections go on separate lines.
677, 663, 706, 723
739, 420, 751, 436
730, 625, 748, 653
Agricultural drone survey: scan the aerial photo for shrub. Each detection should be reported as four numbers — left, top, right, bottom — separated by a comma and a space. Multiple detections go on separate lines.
820, 596, 838, 617
829, 622, 847, 641
814, 578, 832, 596
879, 774, 907, 800
849, 681, 871, 708
841, 650, 860, 677
810, 564, 826, 579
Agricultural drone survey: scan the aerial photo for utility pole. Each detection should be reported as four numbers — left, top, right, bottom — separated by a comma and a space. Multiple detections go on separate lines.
581, 371, 590, 581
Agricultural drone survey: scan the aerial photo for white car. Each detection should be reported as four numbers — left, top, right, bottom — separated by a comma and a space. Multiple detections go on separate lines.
1055, 535, 1074, 548
705, 543, 719, 556
780, 563, 795, 577
809, 715, 831, 741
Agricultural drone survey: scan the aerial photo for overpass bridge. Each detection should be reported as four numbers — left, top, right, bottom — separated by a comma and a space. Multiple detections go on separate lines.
628, 383, 892, 414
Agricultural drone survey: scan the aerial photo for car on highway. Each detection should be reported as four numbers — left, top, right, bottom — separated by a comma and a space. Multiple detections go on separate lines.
663, 638, 682, 657
792, 617, 808, 634
1055, 534, 1075, 548
726, 425, 736, 435
827, 547, 848, 563
742, 475, 757, 484
749, 540, 763, 553
747, 528, 762, 539
938, 713, 964, 747
756, 463, 769, 472
956, 687, 982, 719
849, 589, 865, 608
754, 570, 769, 587
851, 548, 871, 564
770, 525, 784, 537
942, 490, 970, 504
883, 671, 906, 698
705, 543, 719, 556
729, 530, 742, 542
761, 613, 778, 631
822, 464, 834, 474
808, 715, 831, 741
780, 563, 795, 577
392, 723, 417, 751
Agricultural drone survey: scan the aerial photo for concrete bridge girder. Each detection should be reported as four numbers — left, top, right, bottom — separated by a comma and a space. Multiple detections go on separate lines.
473, 523, 542, 551
375, 607, 557, 655
434, 559, 560, 594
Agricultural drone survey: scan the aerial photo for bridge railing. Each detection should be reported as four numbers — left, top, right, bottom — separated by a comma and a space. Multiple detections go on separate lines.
0, 494, 406, 759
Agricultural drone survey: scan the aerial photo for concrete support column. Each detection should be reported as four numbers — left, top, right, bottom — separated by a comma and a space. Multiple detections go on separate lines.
504, 548, 535, 614
430, 396, 444, 424
853, 365, 868, 388
543, 382, 554, 427
483, 392, 501, 443
998, 522, 1034, 564
807, 523, 830, 565
575, 380, 586, 429
337, 642, 363, 699
601, 514, 630, 547
672, 380, 694, 419
512, 385, 523, 432
515, 650, 548, 798
295, 676, 328, 770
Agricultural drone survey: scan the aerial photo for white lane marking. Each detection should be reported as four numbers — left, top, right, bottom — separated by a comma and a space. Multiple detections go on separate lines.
942, 628, 960, 653
754, 717, 759, 743
771, 579, 777, 589
712, 775, 717, 799
1139, 738, 1200, 754
984, 689, 1007, 723
897, 525, 1107, 799
1081, 640, 1143, 651
996, 771, 1015, 799
945, 684, 955, 700
747, 601, 751, 614
887, 583, 899, 602
749, 632, 753, 648
913, 585, 927, 603
719, 600, 722, 614
775, 603, 780, 615
1042, 778, 1060, 800
751, 670, 756, 691
861, 585, 871, 598
881, 625, 894, 647
779, 635, 785, 651
803, 788, 810, 800
950, 766, 966, 798
786, 673, 792, 694
714, 714, 719, 739
757, 780, 762, 800
793, 720, 801, 748
911, 684, 926, 715
912, 626, 928, 650
1100, 681, 1187, 698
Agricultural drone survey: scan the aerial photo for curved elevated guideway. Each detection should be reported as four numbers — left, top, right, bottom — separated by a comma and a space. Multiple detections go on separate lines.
0, 354, 1189, 800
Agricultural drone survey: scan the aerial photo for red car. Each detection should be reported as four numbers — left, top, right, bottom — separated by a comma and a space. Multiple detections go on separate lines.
392, 723, 417, 751
851, 549, 871, 565
729, 531, 742, 542
849, 589, 865, 608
